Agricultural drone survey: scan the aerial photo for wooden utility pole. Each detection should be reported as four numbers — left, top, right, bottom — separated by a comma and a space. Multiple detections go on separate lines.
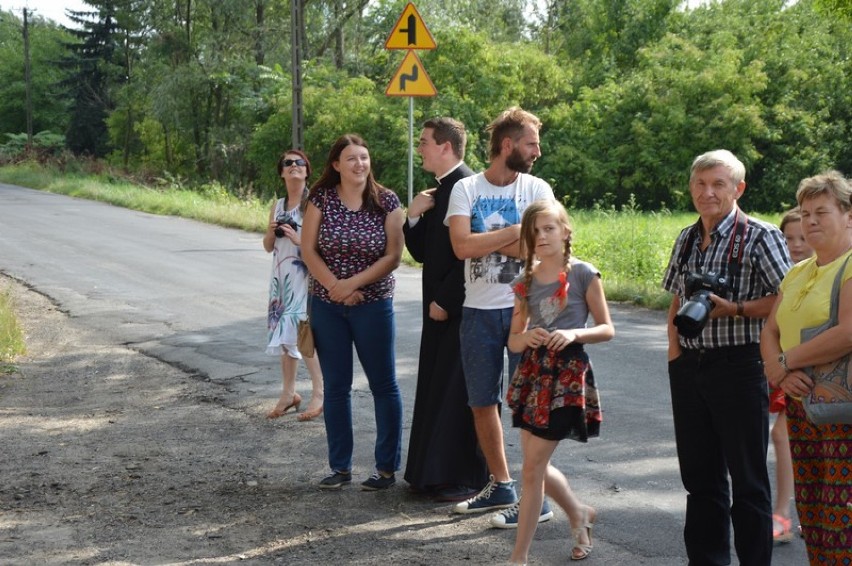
23, 8, 33, 149
290, 0, 304, 149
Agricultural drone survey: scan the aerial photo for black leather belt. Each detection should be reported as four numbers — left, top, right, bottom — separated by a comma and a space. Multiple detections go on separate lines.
681, 343, 759, 362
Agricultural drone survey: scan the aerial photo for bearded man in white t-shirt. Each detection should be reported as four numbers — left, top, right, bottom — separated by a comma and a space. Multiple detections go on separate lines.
445, 107, 555, 527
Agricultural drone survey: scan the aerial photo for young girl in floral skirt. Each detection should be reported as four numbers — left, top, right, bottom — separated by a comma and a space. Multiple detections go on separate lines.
507, 199, 614, 564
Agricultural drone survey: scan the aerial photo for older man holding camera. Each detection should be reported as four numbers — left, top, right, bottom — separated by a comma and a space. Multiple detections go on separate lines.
661, 150, 791, 566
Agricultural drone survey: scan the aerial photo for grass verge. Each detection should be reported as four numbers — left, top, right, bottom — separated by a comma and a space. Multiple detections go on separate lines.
2, 163, 785, 309
0, 287, 25, 373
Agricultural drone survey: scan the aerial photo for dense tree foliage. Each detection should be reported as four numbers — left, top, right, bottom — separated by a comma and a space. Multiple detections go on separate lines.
0, 0, 849, 210
0, 12, 72, 139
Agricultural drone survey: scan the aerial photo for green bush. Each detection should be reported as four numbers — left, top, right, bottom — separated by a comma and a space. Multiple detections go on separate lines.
0, 131, 66, 160
570, 195, 684, 308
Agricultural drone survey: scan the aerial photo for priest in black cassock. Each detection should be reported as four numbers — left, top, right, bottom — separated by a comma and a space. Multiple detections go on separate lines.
403, 117, 488, 501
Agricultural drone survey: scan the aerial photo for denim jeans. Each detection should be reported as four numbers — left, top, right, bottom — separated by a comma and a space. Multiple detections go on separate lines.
311, 297, 402, 474
668, 344, 772, 566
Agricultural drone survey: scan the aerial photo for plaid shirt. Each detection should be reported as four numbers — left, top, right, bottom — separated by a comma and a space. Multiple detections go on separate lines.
661, 207, 791, 349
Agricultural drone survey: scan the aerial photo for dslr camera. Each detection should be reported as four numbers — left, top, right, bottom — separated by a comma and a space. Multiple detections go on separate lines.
673, 271, 730, 338
274, 216, 300, 238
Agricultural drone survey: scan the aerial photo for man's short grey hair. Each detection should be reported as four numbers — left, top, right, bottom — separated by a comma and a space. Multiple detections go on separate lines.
690, 150, 746, 186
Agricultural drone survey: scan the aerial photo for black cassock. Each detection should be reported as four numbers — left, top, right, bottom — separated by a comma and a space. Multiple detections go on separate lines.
403, 163, 488, 492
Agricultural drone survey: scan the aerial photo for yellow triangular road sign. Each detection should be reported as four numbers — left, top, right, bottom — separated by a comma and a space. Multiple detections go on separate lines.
385, 51, 437, 97
385, 2, 436, 50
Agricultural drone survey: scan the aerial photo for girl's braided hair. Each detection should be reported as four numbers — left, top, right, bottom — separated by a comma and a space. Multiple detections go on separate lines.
518, 199, 573, 303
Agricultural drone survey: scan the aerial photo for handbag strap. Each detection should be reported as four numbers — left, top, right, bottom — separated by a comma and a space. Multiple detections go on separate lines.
305, 276, 313, 318
825, 252, 852, 326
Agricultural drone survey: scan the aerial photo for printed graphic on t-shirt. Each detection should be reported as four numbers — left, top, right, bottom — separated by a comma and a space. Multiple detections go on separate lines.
469, 195, 523, 284
539, 295, 563, 329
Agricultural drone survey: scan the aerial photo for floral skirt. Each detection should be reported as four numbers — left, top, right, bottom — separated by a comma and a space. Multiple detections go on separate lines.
507, 344, 601, 442
787, 398, 852, 564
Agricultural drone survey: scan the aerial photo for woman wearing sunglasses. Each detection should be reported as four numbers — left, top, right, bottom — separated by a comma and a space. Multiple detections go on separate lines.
263, 149, 324, 421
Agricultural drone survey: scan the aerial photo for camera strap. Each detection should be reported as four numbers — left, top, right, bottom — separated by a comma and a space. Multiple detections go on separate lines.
678, 209, 749, 285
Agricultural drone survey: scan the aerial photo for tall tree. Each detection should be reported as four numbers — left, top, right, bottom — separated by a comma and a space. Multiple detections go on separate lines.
60, 1, 123, 156
552, 0, 679, 86
0, 11, 72, 139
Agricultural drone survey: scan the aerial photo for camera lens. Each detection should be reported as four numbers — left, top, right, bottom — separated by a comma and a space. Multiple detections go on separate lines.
674, 293, 714, 338
274, 226, 285, 238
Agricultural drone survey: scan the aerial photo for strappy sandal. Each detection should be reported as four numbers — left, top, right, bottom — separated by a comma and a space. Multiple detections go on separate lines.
297, 404, 323, 422
266, 393, 301, 419
571, 506, 596, 561
773, 514, 793, 543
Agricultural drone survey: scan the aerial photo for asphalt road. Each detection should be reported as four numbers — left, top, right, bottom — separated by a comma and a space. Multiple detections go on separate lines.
0, 183, 807, 564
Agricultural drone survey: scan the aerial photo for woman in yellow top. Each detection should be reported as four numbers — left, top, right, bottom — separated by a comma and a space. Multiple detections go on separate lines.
761, 170, 852, 564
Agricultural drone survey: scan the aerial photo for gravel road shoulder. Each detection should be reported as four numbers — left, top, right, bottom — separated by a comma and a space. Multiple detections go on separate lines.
0, 275, 548, 565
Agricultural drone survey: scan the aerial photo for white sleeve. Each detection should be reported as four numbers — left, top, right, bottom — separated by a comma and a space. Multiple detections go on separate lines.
535, 179, 555, 201
444, 179, 472, 226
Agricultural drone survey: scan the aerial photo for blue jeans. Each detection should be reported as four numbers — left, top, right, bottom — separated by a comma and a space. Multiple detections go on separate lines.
459, 306, 520, 407
668, 344, 771, 566
311, 297, 402, 474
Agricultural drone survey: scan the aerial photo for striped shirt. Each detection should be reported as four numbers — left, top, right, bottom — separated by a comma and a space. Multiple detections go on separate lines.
661, 207, 791, 348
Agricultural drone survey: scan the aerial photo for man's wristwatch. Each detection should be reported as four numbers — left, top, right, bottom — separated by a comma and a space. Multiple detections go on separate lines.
778, 352, 791, 373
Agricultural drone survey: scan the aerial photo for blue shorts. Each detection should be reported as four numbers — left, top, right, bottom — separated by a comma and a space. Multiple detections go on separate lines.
459, 307, 520, 408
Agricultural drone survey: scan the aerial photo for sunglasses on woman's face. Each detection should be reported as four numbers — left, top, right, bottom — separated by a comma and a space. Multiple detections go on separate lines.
282, 158, 307, 167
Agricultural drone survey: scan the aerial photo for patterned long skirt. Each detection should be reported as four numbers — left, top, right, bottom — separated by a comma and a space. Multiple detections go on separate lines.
786, 398, 852, 564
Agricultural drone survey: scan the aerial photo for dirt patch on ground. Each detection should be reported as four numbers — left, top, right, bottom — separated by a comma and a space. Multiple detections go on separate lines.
0, 275, 544, 565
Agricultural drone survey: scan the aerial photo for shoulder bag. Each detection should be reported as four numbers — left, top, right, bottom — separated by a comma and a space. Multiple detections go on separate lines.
297, 291, 315, 358
800, 253, 852, 425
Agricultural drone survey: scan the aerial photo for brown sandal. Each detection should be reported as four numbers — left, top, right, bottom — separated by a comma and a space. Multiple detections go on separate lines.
297, 405, 323, 422
266, 393, 302, 419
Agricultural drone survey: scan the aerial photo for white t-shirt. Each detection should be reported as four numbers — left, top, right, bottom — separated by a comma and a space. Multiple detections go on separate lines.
445, 172, 554, 309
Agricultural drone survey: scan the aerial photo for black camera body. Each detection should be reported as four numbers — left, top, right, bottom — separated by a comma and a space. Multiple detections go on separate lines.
274, 216, 299, 238
673, 271, 730, 338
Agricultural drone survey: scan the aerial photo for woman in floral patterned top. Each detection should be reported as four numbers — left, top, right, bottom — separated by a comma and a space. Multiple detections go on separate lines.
300, 134, 405, 492
506, 199, 614, 564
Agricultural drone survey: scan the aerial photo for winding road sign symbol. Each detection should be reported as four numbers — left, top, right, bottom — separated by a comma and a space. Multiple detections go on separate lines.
386, 51, 436, 97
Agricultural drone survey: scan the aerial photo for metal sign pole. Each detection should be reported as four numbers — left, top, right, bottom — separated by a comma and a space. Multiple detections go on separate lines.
385, 2, 437, 207
290, 0, 304, 149
408, 97, 414, 206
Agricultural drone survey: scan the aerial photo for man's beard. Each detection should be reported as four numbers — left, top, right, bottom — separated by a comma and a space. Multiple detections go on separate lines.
506, 148, 533, 173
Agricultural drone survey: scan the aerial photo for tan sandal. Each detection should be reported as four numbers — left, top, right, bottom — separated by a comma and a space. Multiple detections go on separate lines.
571, 506, 596, 561
266, 393, 301, 419
773, 514, 793, 543
297, 404, 323, 422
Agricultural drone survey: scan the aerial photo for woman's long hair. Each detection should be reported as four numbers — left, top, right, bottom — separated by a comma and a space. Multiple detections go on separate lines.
277, 149, 311, 213
518, 199, 573, 303
309, 134, 387, 213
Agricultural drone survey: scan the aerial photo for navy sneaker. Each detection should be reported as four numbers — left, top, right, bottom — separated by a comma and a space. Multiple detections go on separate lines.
452, 475, 518, 514
318, 470, 352, 490
489, 497, 554, 529
361, 471, 396, 491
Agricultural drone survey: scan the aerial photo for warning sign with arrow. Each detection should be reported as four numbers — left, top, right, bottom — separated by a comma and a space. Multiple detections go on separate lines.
385, 50, 437, 97
385, 2, 436, 50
